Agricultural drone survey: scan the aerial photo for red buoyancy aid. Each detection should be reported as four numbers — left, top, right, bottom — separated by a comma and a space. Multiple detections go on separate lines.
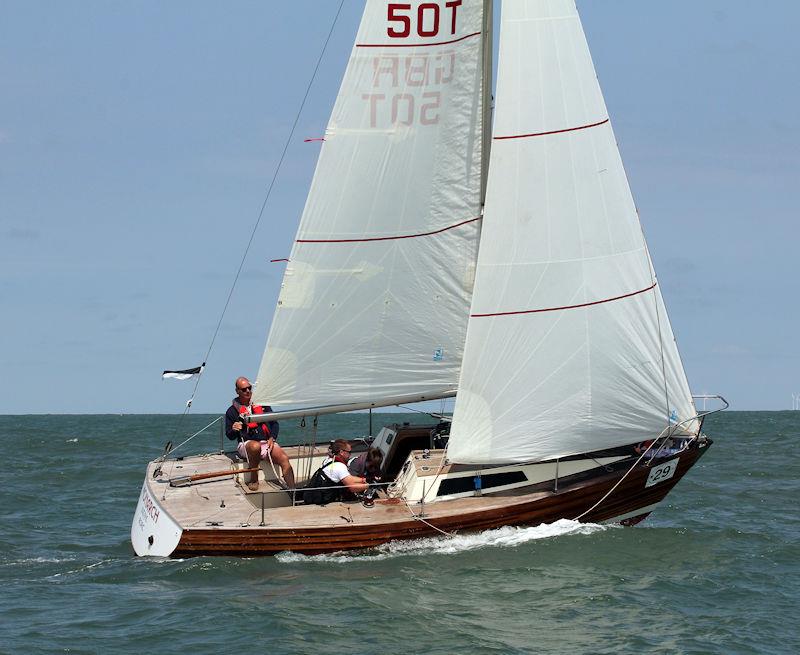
232, 400, 271, 439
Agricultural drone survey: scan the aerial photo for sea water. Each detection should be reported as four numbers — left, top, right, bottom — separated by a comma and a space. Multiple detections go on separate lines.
0, 411, 797, 654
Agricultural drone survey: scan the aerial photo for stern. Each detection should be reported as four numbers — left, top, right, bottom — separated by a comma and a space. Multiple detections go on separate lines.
131, 477, 183, 557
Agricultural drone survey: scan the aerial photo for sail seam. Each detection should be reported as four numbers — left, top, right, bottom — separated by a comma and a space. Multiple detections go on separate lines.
471, 282, 657, 318
356, 31, 481, 48
494, 118, 609, 140
296, 215, 482, 243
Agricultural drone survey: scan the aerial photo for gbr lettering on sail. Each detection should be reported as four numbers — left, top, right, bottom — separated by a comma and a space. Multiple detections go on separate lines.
362, 1, 464, 128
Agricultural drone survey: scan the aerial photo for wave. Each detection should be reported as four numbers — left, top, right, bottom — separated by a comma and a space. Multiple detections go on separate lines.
276, 519, 611, 564
46, 558, 115, 580
0, 556, 76, 567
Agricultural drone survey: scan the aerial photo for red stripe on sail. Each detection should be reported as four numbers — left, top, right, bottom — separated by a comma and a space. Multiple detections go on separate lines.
471, 282, 657, 318
304, 138, 325, 143
270, 258, 290, 263
296, 215, 482, 244
494, 118, 610, 141
356, 31, 481, 48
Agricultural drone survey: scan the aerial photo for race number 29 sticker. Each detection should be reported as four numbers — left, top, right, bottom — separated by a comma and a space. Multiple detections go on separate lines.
645, 458, 678, 488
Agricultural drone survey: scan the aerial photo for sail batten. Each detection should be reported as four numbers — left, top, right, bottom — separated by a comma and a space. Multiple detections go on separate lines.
471, 282, 657, 318
356, 31, 482, 48
494, 117, 609, 140
296, 214, 482, 243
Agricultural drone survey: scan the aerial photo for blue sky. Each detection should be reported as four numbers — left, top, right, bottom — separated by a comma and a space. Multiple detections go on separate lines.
1, 1, 797, 414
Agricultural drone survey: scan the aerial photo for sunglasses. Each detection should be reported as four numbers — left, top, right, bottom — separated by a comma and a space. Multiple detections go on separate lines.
237, 385, 252, 392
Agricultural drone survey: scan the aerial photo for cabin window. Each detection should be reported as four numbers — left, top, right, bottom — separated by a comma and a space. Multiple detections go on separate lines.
437, 470, 527, 496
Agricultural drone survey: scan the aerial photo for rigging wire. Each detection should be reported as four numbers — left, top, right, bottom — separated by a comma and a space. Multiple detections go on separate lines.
636, 207, 678, 435
570, 408, 706, 522
650, 273, 674, 435
166, 0, 347, 442
402, 498, 456, 538
396, 404, 451, 420
571, 441, 658, 522
160, 415, 222, 458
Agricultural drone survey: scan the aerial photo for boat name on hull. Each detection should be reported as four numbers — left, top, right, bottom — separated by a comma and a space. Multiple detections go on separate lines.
140, 486, 160, 524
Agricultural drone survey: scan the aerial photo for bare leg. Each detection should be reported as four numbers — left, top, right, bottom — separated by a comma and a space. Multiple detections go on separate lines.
244, 440, 261, 489
271, 444, 296, 489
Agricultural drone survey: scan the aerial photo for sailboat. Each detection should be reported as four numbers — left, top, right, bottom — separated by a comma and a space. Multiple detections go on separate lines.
132, 0, 724, 557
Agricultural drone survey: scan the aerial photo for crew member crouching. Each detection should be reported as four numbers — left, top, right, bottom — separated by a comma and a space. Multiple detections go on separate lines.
302, 440, 380, 505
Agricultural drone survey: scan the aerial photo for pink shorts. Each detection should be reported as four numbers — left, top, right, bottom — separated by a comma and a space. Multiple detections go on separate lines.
237, 439, 274, 460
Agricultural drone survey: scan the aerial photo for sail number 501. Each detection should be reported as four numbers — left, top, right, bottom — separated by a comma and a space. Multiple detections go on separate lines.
388, 1, 462, 38
645, 459, 678, 488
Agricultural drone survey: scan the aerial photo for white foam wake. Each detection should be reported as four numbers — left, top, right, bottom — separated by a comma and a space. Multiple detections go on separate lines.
46, 558, 114, 579
276, 519, 610, 564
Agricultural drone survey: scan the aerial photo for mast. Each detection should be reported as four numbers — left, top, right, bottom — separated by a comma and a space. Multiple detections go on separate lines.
480, 0, 493, 208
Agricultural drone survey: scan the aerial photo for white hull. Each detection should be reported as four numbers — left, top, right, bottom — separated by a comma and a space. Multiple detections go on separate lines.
131, 480, 183, 557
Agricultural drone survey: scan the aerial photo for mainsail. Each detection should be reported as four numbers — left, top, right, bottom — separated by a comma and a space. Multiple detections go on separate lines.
254, 1, 486, 409
448, 0, 698, 464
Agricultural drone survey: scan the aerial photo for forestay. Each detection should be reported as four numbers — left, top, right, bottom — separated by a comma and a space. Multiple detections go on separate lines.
448, 0, 698, 464
255, 1, 486, 409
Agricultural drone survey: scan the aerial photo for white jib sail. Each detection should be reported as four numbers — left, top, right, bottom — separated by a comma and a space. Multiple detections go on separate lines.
448, 0, 698, 464
254, 0, 485, 409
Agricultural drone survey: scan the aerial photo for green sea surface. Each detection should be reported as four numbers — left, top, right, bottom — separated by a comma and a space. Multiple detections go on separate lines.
0, 411, 797, 654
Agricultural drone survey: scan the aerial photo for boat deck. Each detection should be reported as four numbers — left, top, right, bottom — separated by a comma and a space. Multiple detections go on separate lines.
135, 439, 710, 556
146, 450, 556, 531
